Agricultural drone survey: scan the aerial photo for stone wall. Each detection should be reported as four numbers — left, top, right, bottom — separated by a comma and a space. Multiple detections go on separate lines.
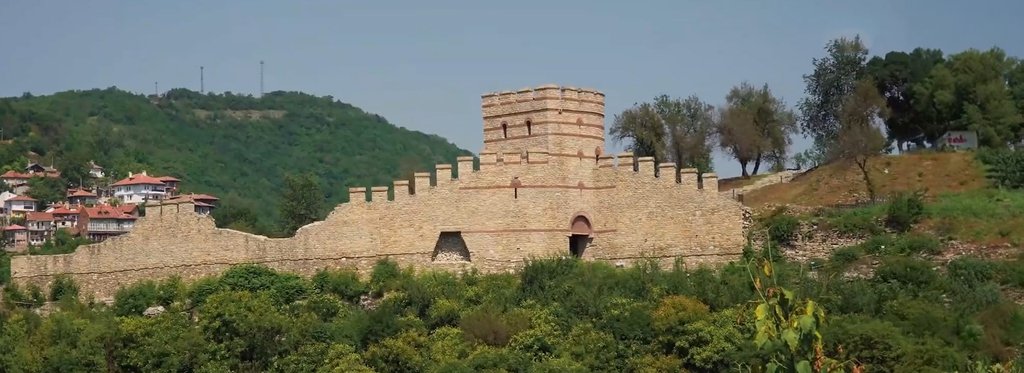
10, 84, 748, 300
10, 154, 746, 300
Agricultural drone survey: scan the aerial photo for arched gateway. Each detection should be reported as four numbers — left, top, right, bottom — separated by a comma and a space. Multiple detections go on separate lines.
569, 213, 593, 258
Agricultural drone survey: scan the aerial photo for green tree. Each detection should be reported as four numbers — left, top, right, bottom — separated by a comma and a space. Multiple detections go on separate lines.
799, 35, 869, 152
718, 82, 797, 176
653, 94, 717, 179
26, 176, 66, 207
865, 48, 945, 150
833, 79, 890, 201
609, 102, 667, 163
279, 173, 324, 235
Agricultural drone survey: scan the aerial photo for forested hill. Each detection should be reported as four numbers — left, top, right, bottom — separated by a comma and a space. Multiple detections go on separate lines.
0, 87, 471, 234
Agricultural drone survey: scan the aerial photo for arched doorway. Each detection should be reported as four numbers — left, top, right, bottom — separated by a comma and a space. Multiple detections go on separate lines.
569, 214, 592, 258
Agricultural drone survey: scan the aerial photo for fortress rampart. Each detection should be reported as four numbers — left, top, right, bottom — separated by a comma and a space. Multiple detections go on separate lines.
10, 84, 747, 300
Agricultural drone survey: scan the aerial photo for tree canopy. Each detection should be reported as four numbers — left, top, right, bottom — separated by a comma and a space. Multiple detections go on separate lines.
0, 88, 470, 236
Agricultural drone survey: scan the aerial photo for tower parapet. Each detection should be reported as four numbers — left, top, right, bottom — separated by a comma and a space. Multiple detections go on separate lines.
481, 84, 606, 163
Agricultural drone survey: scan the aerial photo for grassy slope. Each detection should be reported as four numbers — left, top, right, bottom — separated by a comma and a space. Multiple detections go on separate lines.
743, 152, 988, 208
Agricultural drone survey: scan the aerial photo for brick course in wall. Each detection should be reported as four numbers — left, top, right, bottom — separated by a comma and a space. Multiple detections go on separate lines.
10, 84, 748, 299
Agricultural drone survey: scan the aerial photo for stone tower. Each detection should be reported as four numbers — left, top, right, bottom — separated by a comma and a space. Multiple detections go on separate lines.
480, 84, 606, 162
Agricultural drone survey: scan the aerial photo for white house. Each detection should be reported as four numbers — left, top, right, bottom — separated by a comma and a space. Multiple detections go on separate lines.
88, 161, 105, 178
111, 172, 168, 204
3, 195, 37, 218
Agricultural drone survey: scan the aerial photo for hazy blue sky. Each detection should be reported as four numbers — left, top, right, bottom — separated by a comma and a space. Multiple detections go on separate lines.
2, 1, 1022, 177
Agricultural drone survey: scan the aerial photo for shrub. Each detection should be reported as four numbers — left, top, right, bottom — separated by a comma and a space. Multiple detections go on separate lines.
830, 246, 862, 268
886, 191, 926, 232
459, 306, 530, 347
821, 205, 884, 237
860, 233, 942, 256
312, 269, 368, 303
48, 274, 79, 301
220, 264, 282, 293
759, 207, 800, 245
114, 280, 159, 316
874, 257, 938, 289
977, 148, 1024, 188
947, 257, 997, 288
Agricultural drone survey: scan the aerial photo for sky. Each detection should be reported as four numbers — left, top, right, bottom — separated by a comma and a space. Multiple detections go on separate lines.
2, 1, 1023, 178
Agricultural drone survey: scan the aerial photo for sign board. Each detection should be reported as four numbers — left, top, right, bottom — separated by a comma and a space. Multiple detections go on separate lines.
938, 131, 978, 150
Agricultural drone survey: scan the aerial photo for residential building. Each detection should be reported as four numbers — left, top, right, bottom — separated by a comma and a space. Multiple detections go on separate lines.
25, 212, 54, 245
67, 188, 99, 206
158, 176, 181, 197
153, 193, 219, 215
48, 205, 79, 230
111, 171, 168, 204
1, 171, 31, 194
88, 161, 105, 178
78, 204, 138, 241
4, 195, 37, 218
25, 163, 59, 176
3, 224, 27, 249
0, 191, 17, 216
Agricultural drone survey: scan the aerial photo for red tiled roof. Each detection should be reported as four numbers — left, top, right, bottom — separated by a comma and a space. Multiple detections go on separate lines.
1, 170, 29, 179
190, 193, 219, 201
67, 189, 98, 197
51, 206, 78, 215
7, 195, 37, 202
3, 224, 26, 231
82, 205, 137, 220
26, 212, 54, 221
111, 174, 166, 186
157, 176, 181, 182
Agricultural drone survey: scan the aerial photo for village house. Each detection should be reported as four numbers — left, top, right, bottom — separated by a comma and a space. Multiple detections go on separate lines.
3, 224, 27, 249
4, 195, 37, 218
158, 176, 181, 197
152, 193, 219, 215
78, 204, 138, 241
67, 188, 99, 206
1, 171, 31, 195
25, 212, 54, 245
88, 161, 105, 178
111, 171, 170, 204
47, 204, 79, 230
25, 163, 60, 177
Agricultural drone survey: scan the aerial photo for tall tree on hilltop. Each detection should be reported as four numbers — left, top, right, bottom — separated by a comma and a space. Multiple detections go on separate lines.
279, 173, 324, 236
799, 36, 869, 153
717, 82, 797, 177
610, 103, 667, 164
653, 94, 716, 179
1009, 58, 1024, 118
866, 48, 945, 150
913, 48, 1022, 147
833, 79, 890, 201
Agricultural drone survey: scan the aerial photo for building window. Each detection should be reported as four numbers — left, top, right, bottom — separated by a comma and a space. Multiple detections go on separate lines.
501, 122, 508, 138
526, 120, 532, 135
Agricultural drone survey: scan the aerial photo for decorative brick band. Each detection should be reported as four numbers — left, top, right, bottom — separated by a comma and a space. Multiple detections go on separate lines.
480, 97, 605, 108
461, 228, 617, 234
483, 108, 604, 120
484, 132, 604, 143
484, 120, 605, 132
460, 184, 615, 191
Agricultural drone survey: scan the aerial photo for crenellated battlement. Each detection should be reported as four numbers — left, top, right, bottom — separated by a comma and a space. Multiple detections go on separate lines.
10, 84, 746, 300
481, 84, 605, 107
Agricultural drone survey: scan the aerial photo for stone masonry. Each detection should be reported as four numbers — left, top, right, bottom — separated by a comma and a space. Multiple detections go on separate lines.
10, 84, 748, 299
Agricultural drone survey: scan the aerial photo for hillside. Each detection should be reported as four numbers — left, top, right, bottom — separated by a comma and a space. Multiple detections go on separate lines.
741, 152, 989, 208
0, 88, 471, 235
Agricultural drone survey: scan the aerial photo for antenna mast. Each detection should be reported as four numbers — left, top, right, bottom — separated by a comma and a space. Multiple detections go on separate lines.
259, 60, 265, 97
200, 66, 205, 93
154, 82, 158, 97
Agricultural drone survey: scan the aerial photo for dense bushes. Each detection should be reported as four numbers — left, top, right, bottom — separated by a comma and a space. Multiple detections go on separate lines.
978, 148, 1024, 189
886, 191, 926, 232
0, 256, 1021, 372
760, 207, 800, 244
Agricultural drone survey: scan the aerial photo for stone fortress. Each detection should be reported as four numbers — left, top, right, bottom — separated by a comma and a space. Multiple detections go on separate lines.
11, 84, 748, 299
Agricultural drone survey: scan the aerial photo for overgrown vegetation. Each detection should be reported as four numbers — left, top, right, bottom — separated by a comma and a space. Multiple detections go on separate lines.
0, 88, 470, 236
1, 255, 1022, 372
